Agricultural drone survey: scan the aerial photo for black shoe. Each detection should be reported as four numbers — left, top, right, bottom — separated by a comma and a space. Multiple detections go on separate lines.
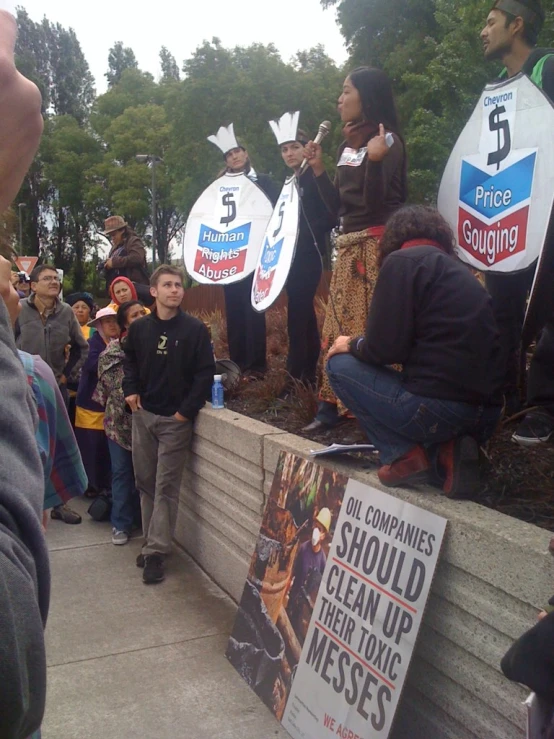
136, 553, 145, 568
51, 504, 82, 524
143, 554, 165, 584
512, 411, 554, 447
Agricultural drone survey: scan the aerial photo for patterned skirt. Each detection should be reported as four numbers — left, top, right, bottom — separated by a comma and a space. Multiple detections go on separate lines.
319, 229, 381, 414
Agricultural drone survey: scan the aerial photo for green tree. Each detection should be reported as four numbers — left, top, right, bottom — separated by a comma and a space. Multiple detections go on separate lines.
106, 41, 139, 87
160, 46, 180, 82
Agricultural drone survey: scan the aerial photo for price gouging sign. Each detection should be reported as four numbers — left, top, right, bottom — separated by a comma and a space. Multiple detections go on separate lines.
438, 74, 554, 274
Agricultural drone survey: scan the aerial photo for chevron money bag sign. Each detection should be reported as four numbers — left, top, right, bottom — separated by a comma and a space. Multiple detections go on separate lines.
251, 176, 300, 312
184, 172, 273, 284
438, 74, 554, 273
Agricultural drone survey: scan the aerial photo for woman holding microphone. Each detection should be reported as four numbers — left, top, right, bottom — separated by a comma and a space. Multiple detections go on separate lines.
302, 67, 407, 431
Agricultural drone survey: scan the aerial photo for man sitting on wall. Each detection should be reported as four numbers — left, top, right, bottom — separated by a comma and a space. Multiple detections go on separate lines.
325, 206, 503, 498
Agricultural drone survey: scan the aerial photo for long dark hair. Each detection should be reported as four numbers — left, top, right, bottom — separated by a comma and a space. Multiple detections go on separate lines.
349, 67, 401, 135
378, 206, 455, 267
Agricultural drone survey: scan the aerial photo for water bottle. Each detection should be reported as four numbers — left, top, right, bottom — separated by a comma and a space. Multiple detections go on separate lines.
211, 374, 225, 409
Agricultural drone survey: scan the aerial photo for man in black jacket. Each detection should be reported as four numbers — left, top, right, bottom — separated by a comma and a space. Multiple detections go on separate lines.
326, 206, 503, 498
123, 265, 215, 584
480, 0, 554, 445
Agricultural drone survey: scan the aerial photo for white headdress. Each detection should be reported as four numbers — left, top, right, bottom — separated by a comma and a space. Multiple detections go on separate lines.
207, 124, 240, 155
269, 111, 300, 146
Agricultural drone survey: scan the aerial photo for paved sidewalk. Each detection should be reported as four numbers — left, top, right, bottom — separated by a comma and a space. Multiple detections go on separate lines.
42, 496, 289, 739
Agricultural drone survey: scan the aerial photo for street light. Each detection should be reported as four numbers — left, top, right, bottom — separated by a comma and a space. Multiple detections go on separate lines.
136, 154, 163, 268
17, 202, 25, 251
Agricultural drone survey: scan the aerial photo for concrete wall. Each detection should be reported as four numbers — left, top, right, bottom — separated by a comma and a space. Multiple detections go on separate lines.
175, 407, 554, 739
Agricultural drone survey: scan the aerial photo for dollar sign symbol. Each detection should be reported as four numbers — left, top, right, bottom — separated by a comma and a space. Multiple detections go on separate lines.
220, 192, 236, 226
487, 106, 511, 171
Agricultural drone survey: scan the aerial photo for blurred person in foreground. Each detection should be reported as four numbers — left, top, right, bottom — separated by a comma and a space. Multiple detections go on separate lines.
326, 206, 503, 498
0, 5, 49, 731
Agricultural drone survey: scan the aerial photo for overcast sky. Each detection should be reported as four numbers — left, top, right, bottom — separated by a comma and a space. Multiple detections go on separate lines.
18, 0, 348, 93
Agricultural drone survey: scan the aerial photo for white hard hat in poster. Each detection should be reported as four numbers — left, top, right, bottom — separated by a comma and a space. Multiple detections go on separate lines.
438, 74, 554, 273
251, 176, 300, 313
226, 452, 447, 739
183, 172, 273, 285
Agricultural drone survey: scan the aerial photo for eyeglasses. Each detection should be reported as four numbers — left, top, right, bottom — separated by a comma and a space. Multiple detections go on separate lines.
38, 276, 61, 283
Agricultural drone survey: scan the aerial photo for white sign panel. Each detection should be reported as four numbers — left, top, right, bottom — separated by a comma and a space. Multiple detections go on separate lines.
282, 479, 446, 739
183, 172, 273, 285
251, 176, 300, 313
438, 74, 554, 273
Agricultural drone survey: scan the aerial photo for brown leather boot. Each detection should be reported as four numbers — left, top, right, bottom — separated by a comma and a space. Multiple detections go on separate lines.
378, 445, 430, 487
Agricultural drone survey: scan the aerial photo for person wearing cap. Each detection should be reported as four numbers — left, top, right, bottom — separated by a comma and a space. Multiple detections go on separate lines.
269, 112, 335, 394
101, 215, 150, 291
208, 124, 279, 377
287, 507, 331, 637
74, 306, 120, 496
480, 0, 554, 446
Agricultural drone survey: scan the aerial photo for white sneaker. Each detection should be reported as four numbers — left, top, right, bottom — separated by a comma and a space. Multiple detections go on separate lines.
112, 529, 129, 546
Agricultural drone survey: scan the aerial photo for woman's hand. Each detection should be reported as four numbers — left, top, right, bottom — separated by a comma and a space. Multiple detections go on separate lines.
326, 335, 352, 360
303, 140, 325, 177
367, 124, 391, 162
125, 394, 142, 412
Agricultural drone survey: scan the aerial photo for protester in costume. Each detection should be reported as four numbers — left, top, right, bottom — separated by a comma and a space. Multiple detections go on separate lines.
326, 206, 503, 497
480, 0, 554, 445
208, 124, 279, 377
268, 112, 335, 393
95, 300, 146, 546
302, 67, 407, 431
74, 306, 120, 496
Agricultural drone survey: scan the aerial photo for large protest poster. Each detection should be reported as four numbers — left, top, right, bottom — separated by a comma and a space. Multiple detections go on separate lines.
227, 452, 447, 738
438, 74, 554, 274
251, 176, 300, 312
183, 172, 273, 285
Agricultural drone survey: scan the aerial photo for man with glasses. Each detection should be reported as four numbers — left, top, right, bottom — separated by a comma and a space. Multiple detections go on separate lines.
15, 264, 88, 524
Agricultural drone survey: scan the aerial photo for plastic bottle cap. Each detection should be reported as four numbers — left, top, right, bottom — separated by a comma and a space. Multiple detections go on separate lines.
214, 375, 222, 381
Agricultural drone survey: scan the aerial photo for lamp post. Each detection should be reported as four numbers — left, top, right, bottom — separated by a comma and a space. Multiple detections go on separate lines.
17, 202, 25, 251
136, 154, 163, 268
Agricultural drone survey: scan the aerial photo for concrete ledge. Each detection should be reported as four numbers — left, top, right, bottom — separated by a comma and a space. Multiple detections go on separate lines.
175, 407, 549, 738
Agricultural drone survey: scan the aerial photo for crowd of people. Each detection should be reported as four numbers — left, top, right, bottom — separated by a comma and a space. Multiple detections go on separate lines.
2, 0, 554, 736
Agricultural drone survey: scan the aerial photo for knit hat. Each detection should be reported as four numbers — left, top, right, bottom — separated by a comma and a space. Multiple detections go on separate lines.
103, 215, 128, 235
66, 292, 94, 311
109, 276, 138, 305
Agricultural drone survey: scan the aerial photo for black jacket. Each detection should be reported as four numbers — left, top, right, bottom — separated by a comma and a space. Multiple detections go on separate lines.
122, 310, 215, 419
295, 168, 336, 262
350, 245, 503, 405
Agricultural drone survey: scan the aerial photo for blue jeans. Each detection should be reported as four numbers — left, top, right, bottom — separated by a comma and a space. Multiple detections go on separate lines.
107, 438, 140, 533
326, 354, 501, 464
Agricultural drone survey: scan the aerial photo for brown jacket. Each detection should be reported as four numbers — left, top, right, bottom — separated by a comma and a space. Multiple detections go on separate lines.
106, 231, 150, 286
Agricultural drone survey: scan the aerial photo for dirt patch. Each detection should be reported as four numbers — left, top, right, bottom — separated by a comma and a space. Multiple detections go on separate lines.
203, 305, 554, 533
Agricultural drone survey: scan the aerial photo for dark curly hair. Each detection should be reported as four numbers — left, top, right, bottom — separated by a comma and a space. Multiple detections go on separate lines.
379, 206, 456, 267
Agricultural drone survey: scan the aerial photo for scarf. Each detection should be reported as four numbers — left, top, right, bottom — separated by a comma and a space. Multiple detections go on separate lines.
342, 120, 379, 150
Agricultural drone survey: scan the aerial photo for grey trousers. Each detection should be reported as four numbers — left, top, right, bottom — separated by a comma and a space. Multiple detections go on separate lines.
131, 409, 192, 557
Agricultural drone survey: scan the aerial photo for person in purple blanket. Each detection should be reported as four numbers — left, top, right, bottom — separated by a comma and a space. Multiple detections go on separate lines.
74, 306, 120, 495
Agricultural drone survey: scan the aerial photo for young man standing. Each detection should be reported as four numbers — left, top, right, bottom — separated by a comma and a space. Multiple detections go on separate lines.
480, 0, 554, 445
123, 265, 215, 584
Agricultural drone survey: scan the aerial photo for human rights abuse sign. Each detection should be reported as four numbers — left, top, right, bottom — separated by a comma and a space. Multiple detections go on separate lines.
183, 172, 273, 285
227, 452, 447, 739
438, 73, 554, 273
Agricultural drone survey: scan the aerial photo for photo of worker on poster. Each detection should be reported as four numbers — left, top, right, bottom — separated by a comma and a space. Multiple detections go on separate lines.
227, 452, 447, 739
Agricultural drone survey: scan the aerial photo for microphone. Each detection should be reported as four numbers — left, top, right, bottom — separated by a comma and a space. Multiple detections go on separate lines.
298, 120, 332, 176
